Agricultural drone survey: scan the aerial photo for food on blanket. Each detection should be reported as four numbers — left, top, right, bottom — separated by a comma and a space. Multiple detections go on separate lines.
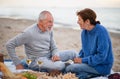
0, 62, 23, 79
22, 71, 37, 79
0, 62, 36, 79
0, 62, 79, 79
48, 69, 61, 77
17, 71, 78, 79
63, 73, 78, 79
0, 62, 16, 78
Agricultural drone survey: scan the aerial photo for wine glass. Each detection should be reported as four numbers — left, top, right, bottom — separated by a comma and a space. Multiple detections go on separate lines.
26, 59, 32, 69
37, 60, 43, 72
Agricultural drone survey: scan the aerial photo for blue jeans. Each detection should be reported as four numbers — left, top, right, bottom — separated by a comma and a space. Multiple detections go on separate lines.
21, 50, 78, 72
65, 63, 101, 79
21, 59, 48, 72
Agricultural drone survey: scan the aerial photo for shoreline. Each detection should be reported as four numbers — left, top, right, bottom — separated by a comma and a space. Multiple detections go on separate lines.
0, 16, 120, 34
0, 18, 120, 72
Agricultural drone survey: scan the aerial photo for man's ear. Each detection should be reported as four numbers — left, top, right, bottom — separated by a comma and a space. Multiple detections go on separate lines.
38, 20, 44, 26
39, 20, 42, 23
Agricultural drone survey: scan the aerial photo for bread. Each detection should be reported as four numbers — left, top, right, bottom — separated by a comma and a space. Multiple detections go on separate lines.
0, 62, 22, 79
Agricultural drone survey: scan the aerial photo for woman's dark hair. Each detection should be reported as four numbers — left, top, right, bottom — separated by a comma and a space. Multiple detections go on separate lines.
77, 8, 100, 25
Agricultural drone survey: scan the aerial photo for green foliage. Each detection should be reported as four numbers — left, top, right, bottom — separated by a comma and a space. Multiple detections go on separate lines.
22, 71, 37, 79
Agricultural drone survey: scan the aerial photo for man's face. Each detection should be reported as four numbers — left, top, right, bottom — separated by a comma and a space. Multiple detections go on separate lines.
39, 14, 54, 32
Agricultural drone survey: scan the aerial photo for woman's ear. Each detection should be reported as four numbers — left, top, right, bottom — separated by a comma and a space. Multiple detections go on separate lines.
85, 19, 90, 24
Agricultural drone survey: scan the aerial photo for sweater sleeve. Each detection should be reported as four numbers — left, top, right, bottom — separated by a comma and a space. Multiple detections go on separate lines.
82, 32, 110, 66
79, 50, 84, 58
50, 31, 58, 56
6, 32, 30, 65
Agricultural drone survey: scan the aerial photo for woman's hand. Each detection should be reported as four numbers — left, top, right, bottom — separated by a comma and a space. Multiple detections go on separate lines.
74, 57, 82, 64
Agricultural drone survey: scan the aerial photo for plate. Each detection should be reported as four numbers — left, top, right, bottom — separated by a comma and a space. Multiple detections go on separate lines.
15, 69, 31, 73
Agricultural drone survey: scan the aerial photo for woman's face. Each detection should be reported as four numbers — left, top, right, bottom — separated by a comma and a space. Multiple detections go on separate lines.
77, 16, 89, 30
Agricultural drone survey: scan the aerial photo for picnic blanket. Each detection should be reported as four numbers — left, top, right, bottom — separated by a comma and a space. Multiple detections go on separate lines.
1, 60, 119, 79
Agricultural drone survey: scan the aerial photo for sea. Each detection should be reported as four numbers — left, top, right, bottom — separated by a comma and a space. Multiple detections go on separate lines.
0, 7, 120, 33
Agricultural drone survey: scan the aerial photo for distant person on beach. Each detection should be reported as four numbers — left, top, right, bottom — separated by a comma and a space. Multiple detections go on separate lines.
6, 10, 77, 72
65, 8, 114, 79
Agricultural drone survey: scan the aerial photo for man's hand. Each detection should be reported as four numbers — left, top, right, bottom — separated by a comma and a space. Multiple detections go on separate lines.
51, 55, 60, 62
16, 64, 24, 70
74, 57, 82, 64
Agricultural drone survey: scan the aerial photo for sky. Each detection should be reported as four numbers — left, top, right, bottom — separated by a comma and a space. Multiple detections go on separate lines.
0, 0, 120, 8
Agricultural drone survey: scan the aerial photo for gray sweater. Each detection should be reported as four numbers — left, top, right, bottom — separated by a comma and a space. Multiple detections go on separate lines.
6, 24, 58, 65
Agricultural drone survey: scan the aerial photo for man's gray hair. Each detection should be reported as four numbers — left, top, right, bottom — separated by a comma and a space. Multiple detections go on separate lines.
38, 10, 52, 22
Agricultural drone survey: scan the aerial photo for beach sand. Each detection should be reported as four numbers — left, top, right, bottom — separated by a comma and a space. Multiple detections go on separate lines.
0, 18, 120, 72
